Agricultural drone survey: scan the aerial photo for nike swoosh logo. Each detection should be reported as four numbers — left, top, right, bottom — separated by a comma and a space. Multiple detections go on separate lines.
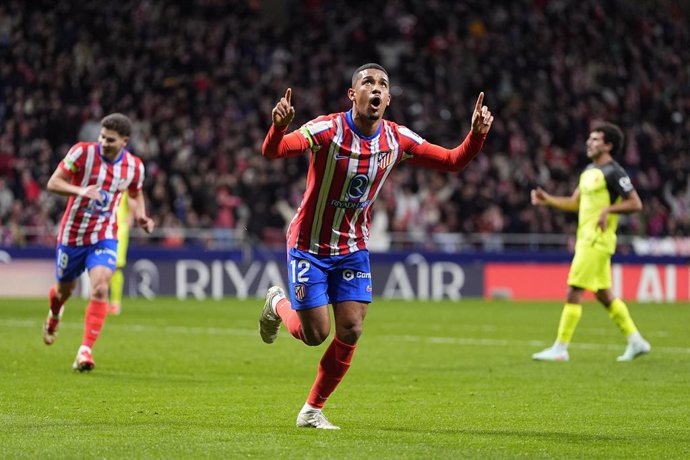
334, 154, 351, 160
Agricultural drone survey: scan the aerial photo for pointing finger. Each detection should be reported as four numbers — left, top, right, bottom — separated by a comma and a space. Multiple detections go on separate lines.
474, 92, 484, 113
285, 88, 292, 105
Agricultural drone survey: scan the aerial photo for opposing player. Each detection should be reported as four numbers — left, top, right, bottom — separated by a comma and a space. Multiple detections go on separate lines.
108, 192, 133, 316
259, 63, 493, 429
43, 113, 154, 371
530, 122, 650, 362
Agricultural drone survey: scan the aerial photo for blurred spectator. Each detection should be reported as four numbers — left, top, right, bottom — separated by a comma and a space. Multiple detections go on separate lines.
19, 170, 41, 204
0, 177, 14, 221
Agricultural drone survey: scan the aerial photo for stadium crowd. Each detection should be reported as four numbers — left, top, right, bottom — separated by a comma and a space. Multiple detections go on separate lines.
0, 0, 688, 249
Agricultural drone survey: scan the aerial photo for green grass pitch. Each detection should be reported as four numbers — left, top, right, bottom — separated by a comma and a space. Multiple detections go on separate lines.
1, 297, 689, 459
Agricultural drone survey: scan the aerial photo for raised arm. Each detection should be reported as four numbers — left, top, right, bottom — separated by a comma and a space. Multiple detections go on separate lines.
405, 92, 493, 172
262, 88, 310, 159
405, 131, 487, 172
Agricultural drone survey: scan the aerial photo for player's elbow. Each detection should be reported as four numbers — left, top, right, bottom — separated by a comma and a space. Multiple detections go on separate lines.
450, 163, 467, 173
633, 199, 643, 212
261, 143, 280, 159
629, 194, 643, 213
261, 149, 278, 160
444, 156, 467, 173
46, 176, 59, 193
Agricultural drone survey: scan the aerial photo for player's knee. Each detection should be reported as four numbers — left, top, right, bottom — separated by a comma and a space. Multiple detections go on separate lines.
596, 291, 613, 306
302, 326, 330, 346
90, 284, 109, 300
566, 287, 583, 304
336, 323, 363, 345
57, 283, 75, 300
56, 291, 72, 303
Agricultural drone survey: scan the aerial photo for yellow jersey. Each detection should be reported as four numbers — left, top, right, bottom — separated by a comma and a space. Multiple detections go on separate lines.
576, 161, 635, 255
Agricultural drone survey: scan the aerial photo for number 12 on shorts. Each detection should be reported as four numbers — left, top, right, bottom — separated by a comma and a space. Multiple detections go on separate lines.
290, 259, 310, 283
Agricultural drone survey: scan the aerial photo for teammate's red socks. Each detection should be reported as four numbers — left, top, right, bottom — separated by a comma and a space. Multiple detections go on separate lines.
49, 286, 64, 316
82, 299, 108, 348
275, 298, 306, 342
307, 337, 357, 409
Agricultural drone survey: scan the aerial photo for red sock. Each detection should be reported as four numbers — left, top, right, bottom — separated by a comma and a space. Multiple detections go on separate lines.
82, 299, 108, 348
275, 298, 305, 342
49, 286, 64, 316
306, 337, 357, 409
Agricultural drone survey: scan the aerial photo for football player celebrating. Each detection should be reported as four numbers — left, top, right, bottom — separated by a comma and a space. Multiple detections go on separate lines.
259, 63, 493, 429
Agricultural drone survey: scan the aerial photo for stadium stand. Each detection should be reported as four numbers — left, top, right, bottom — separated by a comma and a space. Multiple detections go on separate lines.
0, 0, 688, 249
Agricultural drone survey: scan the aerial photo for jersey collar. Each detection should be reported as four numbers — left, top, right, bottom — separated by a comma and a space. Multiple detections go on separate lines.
346, 109, 382, 140
97, 144, 125, 164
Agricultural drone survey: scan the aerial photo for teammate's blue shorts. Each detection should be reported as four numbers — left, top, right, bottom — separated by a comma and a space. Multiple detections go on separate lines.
55, 239, 118, 282
287, 248, 373, 310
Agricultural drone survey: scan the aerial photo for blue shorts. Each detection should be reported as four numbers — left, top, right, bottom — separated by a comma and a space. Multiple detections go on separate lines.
287, 248, 373, 310
55, 239, 118, 282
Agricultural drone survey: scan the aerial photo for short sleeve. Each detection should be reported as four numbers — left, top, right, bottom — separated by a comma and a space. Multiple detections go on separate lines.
60, 143, 86, 174
128, 159, 145, 192
607, 164, 635, 198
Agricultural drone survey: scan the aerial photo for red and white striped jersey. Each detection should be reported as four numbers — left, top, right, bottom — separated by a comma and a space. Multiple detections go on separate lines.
263, 110, 486, 256
57, 142, 145, 246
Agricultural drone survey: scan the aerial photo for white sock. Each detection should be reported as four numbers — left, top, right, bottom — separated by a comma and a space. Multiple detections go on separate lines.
553, 341, 568, 352
78, 345, 92, 354
270, 294, 284, 313
626, 331, 643, 344
301, 402, 319, 413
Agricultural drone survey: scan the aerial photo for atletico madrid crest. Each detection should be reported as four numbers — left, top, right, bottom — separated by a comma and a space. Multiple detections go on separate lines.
294, 284, 306, 301
377, 150, 393, 169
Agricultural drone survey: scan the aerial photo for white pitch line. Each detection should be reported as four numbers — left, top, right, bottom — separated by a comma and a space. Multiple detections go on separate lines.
0, 319, 256, 337
395, 334, 690, 354
2, 319, 690, 354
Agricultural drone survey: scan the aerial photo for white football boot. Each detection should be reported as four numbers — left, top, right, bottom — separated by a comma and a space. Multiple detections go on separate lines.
296, 407, 340, 430
617, 338, 651, 362
259, 286, 285, 344
532, 345, 570, 362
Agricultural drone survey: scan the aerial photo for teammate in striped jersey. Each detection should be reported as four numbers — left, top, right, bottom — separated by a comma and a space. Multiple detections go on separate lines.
258, 63, 494, 429
42, 113, 155, 372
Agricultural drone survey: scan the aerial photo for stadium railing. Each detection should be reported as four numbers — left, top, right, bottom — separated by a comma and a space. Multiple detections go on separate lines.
3, 226, 689, 256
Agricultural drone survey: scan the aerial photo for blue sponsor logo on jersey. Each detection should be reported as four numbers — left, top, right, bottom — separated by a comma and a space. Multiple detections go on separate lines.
85, 190, 113, 217
347, 174, 369, 199
331, 199, 370, 209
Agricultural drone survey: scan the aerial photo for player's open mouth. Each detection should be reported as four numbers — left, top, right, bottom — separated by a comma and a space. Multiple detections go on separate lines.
370, 96, 382, 109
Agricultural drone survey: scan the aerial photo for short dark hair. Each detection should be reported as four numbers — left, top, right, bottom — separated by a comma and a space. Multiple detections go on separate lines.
101, 113, 132, 138
592, 122, 624, 156
351, 63, 388, 87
